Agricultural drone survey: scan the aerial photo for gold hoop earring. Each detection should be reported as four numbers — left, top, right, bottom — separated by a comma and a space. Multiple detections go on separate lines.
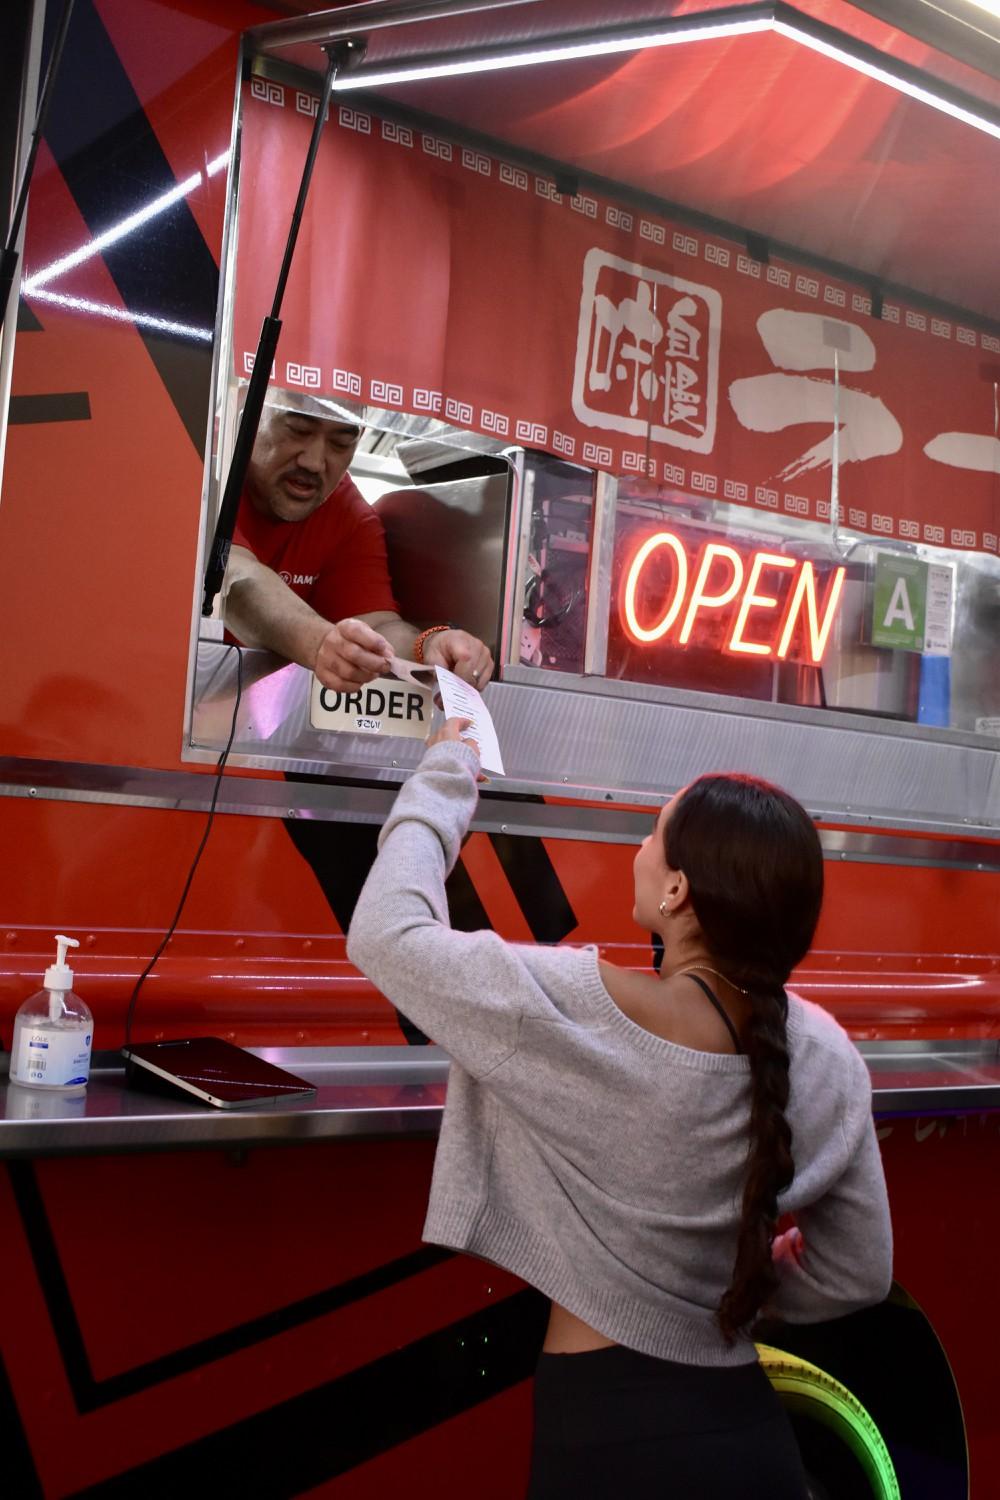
658, 900, 670, 918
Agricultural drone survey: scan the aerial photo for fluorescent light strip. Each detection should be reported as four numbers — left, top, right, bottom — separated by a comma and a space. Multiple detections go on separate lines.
774, 19, 1000, 141
24, 173, 202, 292
330, 16, 772, 89
329, 10, 1000, 144
26, 286, 213, 342
22, 150, 231, 294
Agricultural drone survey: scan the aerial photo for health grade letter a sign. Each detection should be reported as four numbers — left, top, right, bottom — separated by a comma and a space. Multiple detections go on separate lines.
572, 250, 722, 454
872, 554, 927, 653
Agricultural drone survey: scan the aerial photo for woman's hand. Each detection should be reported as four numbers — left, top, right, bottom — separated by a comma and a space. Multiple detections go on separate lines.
426, 718, 486, 781
772, 1226, 805, 1270
427, 717, 481, 758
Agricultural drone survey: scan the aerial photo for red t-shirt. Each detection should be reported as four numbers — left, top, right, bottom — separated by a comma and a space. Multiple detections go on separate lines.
233, 473, 398, 621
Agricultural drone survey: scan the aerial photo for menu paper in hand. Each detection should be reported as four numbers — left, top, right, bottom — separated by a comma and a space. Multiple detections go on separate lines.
434, 666, 505, 776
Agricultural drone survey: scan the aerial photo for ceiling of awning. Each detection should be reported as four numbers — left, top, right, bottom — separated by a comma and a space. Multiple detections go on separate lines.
256, 0, 1000, 320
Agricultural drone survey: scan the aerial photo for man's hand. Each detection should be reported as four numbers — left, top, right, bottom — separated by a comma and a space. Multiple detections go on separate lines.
314, 617, 393, 691
421, 629, 494, 688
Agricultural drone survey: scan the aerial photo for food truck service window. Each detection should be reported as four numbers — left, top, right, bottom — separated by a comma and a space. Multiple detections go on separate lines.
185, 5, 1000, 816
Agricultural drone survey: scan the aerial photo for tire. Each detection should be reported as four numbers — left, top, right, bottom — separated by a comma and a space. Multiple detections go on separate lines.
757, 1343, 901, 1500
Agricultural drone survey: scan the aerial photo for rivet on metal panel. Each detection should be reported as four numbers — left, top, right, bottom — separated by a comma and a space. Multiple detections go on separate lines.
85, 934, 96, 947
4, 932, 15, 944
28, 788, 36, 797
287, 808, 297, 818
296, 1031, 306, 1040
501, 824, 507, 833
303, 939, 312, 950
235, 937, 245, 949
562, 776, 569, 783
392, 760, 398, 768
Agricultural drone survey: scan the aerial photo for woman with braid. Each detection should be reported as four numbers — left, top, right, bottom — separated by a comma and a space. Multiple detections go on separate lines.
348, 720, 892, 1498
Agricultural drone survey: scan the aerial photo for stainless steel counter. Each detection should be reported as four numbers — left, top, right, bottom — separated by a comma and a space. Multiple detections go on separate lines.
0, 1040, 998, 1157
0, 1047, 448, 1157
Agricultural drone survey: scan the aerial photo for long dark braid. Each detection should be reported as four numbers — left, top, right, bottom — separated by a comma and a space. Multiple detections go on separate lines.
717, 978, 794, 1341
663, 775, 823, 1343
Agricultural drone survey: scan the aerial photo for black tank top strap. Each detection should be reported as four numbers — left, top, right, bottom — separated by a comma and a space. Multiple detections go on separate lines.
683, 973, 743, 1054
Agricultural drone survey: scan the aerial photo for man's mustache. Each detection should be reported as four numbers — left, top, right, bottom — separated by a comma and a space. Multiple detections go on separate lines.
281, 468, 321, 492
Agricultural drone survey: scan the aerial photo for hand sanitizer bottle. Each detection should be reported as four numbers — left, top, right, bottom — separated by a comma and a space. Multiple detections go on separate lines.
9, 935, 93, 1094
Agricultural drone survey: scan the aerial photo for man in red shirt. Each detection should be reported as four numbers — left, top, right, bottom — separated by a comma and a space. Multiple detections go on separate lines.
224, 397, 494, 690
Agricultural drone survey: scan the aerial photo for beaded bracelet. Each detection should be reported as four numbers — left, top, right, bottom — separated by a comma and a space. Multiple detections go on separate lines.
412, 624, 451, 663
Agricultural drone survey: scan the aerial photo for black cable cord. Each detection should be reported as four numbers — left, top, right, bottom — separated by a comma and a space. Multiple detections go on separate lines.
123, 644, 243, 1046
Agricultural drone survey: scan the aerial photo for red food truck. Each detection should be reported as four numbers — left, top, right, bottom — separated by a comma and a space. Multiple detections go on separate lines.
1, 0, 999, 1494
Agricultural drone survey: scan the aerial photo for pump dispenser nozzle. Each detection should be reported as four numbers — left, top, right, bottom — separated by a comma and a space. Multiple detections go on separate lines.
44, 934, 80, 1021
45, 934, 80, 991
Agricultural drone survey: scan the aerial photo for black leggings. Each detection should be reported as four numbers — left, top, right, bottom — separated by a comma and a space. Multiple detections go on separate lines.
527, 1344, 809, 1499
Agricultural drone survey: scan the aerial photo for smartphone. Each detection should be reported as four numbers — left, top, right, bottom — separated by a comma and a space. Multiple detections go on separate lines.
121, 1037, 316, 1109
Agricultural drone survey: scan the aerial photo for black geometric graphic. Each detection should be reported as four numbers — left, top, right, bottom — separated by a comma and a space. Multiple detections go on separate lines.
39, 0, 218, 452
68, 1289, 546, 1498
10, 392, 91, 423
8, 1160, 453, 1412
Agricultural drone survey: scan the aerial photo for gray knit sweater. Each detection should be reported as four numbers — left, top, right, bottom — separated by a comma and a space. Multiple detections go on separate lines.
347, 742, 893, 1367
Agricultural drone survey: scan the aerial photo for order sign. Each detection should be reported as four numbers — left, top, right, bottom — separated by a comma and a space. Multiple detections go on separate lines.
309, 675, 433, 740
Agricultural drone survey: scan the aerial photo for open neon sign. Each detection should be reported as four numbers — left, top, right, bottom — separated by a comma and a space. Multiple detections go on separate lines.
621, 532, 847, 663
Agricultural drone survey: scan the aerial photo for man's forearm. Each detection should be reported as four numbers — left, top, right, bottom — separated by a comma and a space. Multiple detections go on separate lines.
371, 616, 419, 660
223, 550, 328, 669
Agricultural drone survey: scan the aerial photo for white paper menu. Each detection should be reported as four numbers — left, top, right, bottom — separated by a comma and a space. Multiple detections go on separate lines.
434, 666, 505, 776
390, 658, 505, 775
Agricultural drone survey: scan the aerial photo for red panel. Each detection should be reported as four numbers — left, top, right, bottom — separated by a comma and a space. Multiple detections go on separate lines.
94, 0, 262, 250
881, 1116, 1000, 1494
0, 1143, 528, 1494
37, 1142, 441, 1375
459, 834, 536, 943
1, 1125, 998, 1494
4, 151, 204, 769
0, 797, 335, 935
